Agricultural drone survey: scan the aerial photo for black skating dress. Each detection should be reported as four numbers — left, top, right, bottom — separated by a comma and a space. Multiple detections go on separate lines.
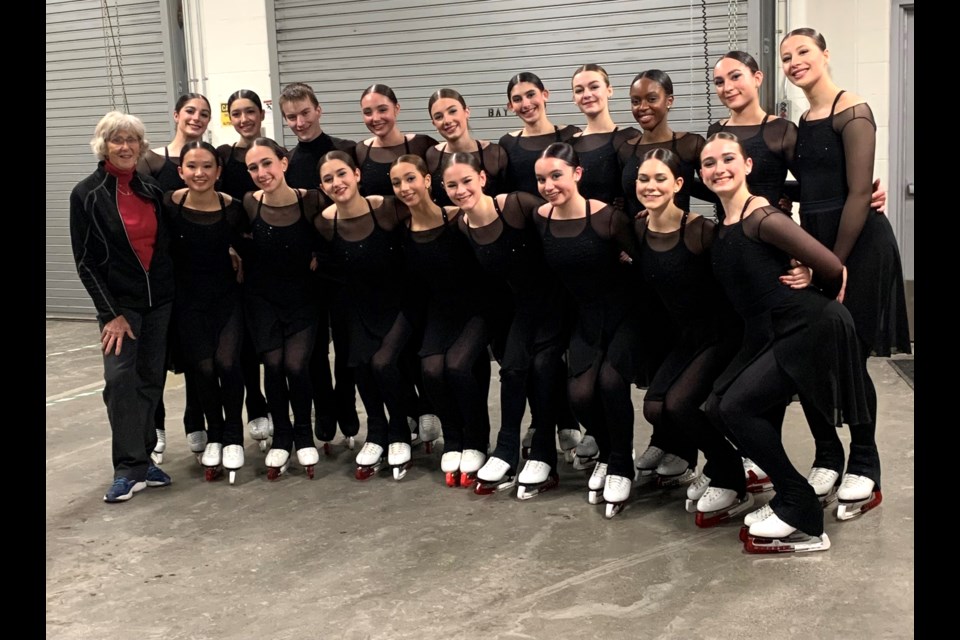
707, 116, 798, 216
216, 144, 257, 200
356, 134, 437, 197
426, 140, 510, 207
139, 147, 186, 192
794, 93, 911, 356
618, 132, 711, 217
570, 127, 638, 210
498, 125, 580, 196
242, 189, 323, 354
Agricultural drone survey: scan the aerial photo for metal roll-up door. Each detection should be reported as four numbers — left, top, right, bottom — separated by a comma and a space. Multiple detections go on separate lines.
46, 0, 182, 319
270, 0, 751, 148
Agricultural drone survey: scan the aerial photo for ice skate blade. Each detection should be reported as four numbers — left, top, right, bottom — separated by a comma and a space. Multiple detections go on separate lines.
204, 466, 222, 482
587, 489, 604, 505
266, 462, 290, 480
605, 502, 626, 519
657, 473, 696, 489
355, 462, 383, 481
685, 498, 698, 513
695, 495, 755, 528
258, 439, 270, 453
836, 490, 883, 521
228, 470, 237, 485
424, 441, 435, 454
346, 436, 356, 451
392, 463, 412, 481
304, 465, 315, 479
322, 442, 333, 457
445, 471, 461, 487
817, 488, 839, 509
573, 456, 598, 471
743, 531, 831, 554
746, 470, 773, 493
516, 474, 558, 500
739, 526, 749, 543
474, 476, 517, 495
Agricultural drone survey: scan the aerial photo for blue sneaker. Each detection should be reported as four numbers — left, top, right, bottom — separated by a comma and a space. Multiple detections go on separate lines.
145, 464, 172, 487
104, 477, 146, 503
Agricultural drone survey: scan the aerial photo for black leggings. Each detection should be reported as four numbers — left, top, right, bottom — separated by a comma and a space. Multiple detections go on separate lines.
311, 308, 360, 440
568, 357, 635, 479
189, 307, 245, 446
262, 324, 317, 451
357, 313, 419, 448
240, 325, 268, 421
706, 349, 824, 536
420, 317, 491, 453
643, 344, 744, 493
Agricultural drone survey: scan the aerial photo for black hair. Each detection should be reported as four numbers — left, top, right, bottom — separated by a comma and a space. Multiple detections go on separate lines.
227, 89, 263, 113
704, 131, 748, 158
631, 70, 674, 96
318, 149, 358, 174
175, 92, 211, 113
361, 84, 399, 105
441, 151, 482, 178
249, 137, 288, 160
639, 148, 681, 180
390, 154, 429, 176
717, 51, 760, 74
781, 27, 827, 51
540, 142, 580, 168
179, 140, 220, 166
506, 72, 545, 99
428, 88, 467, 113
572, 63, 611, 86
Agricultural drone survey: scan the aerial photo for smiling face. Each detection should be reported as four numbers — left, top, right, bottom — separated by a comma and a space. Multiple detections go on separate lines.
319, 158, 361, 203
572, 70, 613, 117
780, 34, 829, 90
281, 98, 322, 142
174, 98, 212, 140
636, 158, 682, 211
629, 78, 673, 132
390, 162, 430, 207
361, 93, 400, 139
534, 157, 582, 206
245, 144, 288, 193
508, 82, 549, 125
106, 129, 142, 172
443, 162, 487, 210
178, 147, 221, 193
229, 98, 265, 142
713, 58, 762, 112
699, 138, 752, 196
431, 98, 470, 143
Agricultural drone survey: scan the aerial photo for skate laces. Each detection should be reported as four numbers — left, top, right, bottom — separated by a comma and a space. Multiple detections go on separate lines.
637, 445, 665, 468
690, 473, 710, 493
808, 467, 839, 487
749, 504, 774, 522
360, 441, 383, 457
589, 462, 608, 488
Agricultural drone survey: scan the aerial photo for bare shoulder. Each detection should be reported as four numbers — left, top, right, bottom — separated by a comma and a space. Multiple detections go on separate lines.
367, 195, 385, 208
321, 202, 337, 220
836, 91, 868, 111
536, 202, 551, 218
742, 196, 773, 218
220, 192, 234, 207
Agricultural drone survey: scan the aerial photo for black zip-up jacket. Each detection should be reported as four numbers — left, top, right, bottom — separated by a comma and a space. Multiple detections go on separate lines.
69, 161, 175, 323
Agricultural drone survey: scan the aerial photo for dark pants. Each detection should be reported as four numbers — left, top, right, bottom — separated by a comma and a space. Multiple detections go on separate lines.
101, 303, 172, 481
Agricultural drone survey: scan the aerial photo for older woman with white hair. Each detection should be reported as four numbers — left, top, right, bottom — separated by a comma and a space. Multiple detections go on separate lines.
69, 111, 176, 502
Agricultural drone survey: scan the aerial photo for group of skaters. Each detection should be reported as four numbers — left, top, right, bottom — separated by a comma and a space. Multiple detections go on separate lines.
70, 28, 910, 555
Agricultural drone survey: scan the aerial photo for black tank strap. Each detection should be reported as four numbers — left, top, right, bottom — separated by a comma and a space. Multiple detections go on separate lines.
476, 139, 487, 173
740, 195, 757, 218
679, 209, 690, 239
403, 136, 412, 155
670, 131, 678, 153
553, 125, 561, 142
492, 194, 503, 220
432, 143, 447, 174
758, 113, 771, 132
830, 90, 846, 117
164, 146, 170, 160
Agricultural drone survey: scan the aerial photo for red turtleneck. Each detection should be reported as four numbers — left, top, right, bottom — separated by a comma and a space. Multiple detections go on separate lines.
105, 160, 157, 271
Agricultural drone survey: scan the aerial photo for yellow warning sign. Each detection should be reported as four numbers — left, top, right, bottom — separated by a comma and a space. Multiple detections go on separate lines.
220, 103, 231, 126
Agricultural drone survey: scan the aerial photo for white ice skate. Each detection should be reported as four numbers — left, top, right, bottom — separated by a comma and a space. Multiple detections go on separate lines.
151, 429, 166, 465
222, 444, 244, 485
635, 444, 665, 480
685, 473, 711, 513
743, 511, 831, 554
474, 457, 516, 495
521, 427, 535, 460
739, 503, 774, 543
296, 444, 320, 479
516, 460, 559, 500
603, 474, 633, 518
695, 487, 755, 528
201, 442, 223, 481
573, 434, 599, 470
807, 467, 841, 508
836, 474, 883, 521
354, 442, 384, 480
655, 455, 699, 489
388, 442, 412, 481
248, 415, 273, 452
459, 449, 486, 488
419, 414, 442, 453
743, 458, 773, 493
587, 462, 608, 505
187, 430, 208, 463
265, 447, 290, 480
557, 428, 583, 464
441, 450, 462, 487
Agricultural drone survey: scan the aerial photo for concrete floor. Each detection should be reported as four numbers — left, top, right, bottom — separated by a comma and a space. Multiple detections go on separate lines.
45, 319, 914, 640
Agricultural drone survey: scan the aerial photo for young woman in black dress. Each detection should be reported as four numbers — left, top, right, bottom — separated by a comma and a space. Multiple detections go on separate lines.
781, 29, 911, 520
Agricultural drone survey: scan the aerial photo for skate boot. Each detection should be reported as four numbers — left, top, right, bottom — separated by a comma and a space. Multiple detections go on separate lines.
558, 428, 583, 464
743, 458, 773, 493
201, 442, 223, 481
603, 474, 633, 518
655, 455, 698, 488
315, 417, 337, 456
836, 474, 882, 521
388, 442, 412, 481
186, 430, 208, 463
408, 417, 422, 448
419, 414, 442, 454
441, 450, 462, 487
587, 462, 608, 504
264, 447, 291, 480
739, 503, 774, 543
685, 473, 711, 513
807, 467, 841, 508
151, 429, 166, 465
635, 444, 665, 480
573, 434, 600, 470
354, 442, 384, 480
222, 444, 244, 485
296, 445, 320, 479
516, 460, 559, 500
695, 487, 755, 528
743, 511, 831, 554
521, 427, 535, 460
248, 415, 273, 453
474, 457, 517, 495
459, 449, 486, 488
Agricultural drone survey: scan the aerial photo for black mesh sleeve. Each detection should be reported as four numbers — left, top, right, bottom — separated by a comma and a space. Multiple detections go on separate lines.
832, 104, 877, 264
751, 207, 843, 297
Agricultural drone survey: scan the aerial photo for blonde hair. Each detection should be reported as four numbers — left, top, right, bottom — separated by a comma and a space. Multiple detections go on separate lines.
89, 111, 149, 161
